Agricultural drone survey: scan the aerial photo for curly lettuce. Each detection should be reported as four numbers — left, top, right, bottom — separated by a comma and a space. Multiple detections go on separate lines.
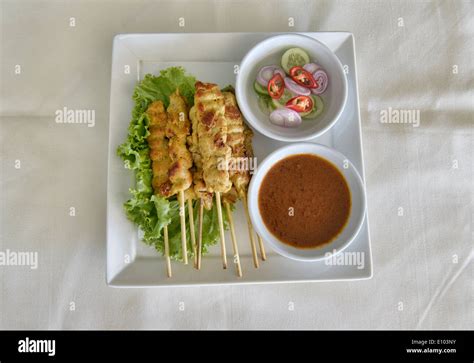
117, 66, 228, 260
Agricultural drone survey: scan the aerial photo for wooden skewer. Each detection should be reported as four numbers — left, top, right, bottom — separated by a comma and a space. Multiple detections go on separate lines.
179, 190, 188, 264
242, 195, 259, 268
224, 202, 242, 277
163, 225, 172, 278
215, 192, 227, 269
257, 234, 267, 261
196, 198, 204, 270
187, 197, 197, 267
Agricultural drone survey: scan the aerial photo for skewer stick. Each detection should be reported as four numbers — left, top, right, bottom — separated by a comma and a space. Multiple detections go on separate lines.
187, 197, 197, 267
242, 195, 259, 268
179, 190, 188, 265
224, 202, 242, 277
215, 192, 228, 269
257, 234, 267, 261
163, 225, 172, 278
196, 198, 204, 270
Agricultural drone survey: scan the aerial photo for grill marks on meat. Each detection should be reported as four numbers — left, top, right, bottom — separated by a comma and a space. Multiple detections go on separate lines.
214, 134, 225, 148
201, 111, 215, 129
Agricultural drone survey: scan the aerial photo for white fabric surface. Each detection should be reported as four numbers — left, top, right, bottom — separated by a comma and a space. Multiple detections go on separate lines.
0, 0, 472, 329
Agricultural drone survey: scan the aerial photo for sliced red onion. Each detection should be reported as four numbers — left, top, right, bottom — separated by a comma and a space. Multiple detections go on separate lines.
311, 69, 328, 94
269, 108, 302, 128
256, 65, 285, 86
303, 63, 321, 74
273, 68, 285, 77
284, 77, 311, 96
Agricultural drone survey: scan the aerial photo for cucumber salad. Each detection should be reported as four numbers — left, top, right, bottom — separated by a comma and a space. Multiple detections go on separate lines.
254, 47, 328, 128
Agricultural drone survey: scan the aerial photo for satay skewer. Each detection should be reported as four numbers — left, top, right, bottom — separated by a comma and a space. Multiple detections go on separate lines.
241, 121, 267, 264
146, 100, 175, 277
163, 225, 172, 277
222, 188, 242, 275
187, 197, 197, 265
215, 192, 228, 269
257, 234, 267, 261
224, 201, 242, 277
188, 104, 212, 269
221, 90, 260, 269
196, 198, 204, 269
221, 90, 252, 275
193, 82, 233, 270
179, 190, 188, 264
242, 194, 259, 268
165, 90, 194, 265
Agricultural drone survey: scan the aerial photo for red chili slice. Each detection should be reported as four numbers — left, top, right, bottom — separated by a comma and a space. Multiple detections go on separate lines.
285, 95, 313, 113
267, 73, 285, 99
289, 66, 317, 88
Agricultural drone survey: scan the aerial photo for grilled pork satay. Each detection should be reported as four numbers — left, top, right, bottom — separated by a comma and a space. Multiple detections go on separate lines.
147, 101, 172, 193
188, 105, 212, 269
194, 82, 232, 194
165, 90, 194, 265
221, 91, 253, 272
165, 90, 193, 196
146, 100, 172, 277
222, 91, 246, 275
188, 106, 213, 210
222, 90, 266, 264
222, 91, 250, 197
194, 81, 232, 269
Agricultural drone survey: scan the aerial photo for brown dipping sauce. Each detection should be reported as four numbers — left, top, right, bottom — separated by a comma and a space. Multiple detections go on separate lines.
258, 154, 351, 249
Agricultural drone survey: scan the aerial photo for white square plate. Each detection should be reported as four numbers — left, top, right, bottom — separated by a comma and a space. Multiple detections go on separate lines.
107, 32, 372, 287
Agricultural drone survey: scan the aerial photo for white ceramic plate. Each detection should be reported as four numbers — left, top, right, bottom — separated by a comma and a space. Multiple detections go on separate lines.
107, 32, 372, 287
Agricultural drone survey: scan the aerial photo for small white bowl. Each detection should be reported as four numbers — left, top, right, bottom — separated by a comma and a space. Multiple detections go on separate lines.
248, 143, 366, 262
236, 34, 348, 142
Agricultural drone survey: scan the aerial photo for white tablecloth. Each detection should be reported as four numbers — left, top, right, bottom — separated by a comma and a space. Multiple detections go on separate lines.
0, 0, 472, 329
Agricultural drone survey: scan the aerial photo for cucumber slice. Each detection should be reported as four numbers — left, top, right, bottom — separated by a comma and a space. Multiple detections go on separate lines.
281, 47, 310, 74
257, 95, 275, 114
302, 95, 324, 120
271, 89, 294, 109
254, 81, 269, 95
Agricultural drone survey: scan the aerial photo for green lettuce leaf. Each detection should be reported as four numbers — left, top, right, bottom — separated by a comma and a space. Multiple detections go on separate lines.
134, 66, 196, 108
117, 66, 228, 261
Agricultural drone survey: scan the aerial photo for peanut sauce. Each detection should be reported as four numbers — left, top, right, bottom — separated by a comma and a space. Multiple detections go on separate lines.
258, 154, 351, 248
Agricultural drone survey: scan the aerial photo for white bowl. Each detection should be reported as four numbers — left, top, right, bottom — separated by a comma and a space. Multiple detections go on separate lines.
248, 143, 366, 262
236, 34, 348, 142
